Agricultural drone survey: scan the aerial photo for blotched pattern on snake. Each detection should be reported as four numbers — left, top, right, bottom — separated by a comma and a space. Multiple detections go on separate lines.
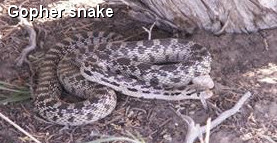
34, 31, 214, 125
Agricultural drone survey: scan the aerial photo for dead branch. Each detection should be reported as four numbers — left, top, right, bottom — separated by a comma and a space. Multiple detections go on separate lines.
107, 0, 277, 34
0, 112, 41, 143
142, 21, 156, 40
175, 91, 252, 143
15, 3, 37, 66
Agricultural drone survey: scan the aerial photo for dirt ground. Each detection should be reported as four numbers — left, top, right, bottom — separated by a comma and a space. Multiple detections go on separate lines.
0, 1, 277, 143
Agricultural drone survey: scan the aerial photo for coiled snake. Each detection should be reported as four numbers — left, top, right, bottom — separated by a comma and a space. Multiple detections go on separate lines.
35, 31, 214, 126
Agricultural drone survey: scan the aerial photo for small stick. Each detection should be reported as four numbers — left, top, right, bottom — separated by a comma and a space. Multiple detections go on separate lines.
201, 91, 251, 131
16, 3, 37, 66
257, 133, 276, 143
204, 118, 211, 143
142, 21, 156, 40
214, 10, 230, 35
263, 38, 269, 51
259, 31, 269, 51
200, 94, 208, 110
174, 91, 252, 143
0, 112, 41, 143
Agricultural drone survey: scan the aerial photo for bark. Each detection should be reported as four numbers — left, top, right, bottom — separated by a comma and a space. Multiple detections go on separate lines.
107, 0, 277, 34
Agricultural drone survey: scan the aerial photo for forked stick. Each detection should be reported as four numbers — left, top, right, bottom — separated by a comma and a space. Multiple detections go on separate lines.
142, 21, 156, 40
175, 91, 252, 143
16, 3, 37, 66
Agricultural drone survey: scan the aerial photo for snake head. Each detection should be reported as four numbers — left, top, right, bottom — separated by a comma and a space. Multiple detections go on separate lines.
192, 75, 214, 89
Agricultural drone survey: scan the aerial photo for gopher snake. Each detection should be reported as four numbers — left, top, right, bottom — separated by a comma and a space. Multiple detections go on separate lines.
35, 31, 214, 126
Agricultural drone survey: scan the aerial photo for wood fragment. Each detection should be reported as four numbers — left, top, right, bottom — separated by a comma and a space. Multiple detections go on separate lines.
107, 0, 277, 33
173, 91, 252, 143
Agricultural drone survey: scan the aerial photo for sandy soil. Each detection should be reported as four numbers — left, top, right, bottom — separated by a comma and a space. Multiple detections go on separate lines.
0, 1, 276, 143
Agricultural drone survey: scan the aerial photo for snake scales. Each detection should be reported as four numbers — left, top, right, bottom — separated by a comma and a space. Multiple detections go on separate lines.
35, 31, 214, 126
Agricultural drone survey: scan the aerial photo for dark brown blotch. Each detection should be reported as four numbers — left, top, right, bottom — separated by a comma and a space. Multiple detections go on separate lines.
84, 70, 93, 76
67, 117, 75, 123
71, 35, 79, 42
52, 116, 59, 121
137, 46, 146, 54
126, 42, 137, 49
127, 88, 138, 92
110, 82, 120, 87
164, 92, 170, 96
117, 58, 131, 65
137, 63, 151, 71
142, 91, 150, 94
110, 43, 121, 50
98, 53, 110, 60
170, 78, 181, 83
81, 32, 89, 39
160, 64, 178, 71
150, 77, 159, 86
61, 40, 70, 46
93, 32, 99, 37
86, 113, 94, 120
57, 103, 70, 110
177, 86, 186, 90
104, 104, 112, 110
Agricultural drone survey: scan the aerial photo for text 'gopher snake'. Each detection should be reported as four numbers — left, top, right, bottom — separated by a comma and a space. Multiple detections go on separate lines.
34, 31, 214, 126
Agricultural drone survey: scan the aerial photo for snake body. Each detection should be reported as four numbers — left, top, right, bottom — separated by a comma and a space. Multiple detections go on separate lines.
35, 31, 214, 125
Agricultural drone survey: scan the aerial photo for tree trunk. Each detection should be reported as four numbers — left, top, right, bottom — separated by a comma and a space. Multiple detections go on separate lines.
107, 0, 277, 34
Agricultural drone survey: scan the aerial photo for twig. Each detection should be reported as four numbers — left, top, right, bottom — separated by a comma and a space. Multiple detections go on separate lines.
201, 91, 251, 130
204, 118, 211, 143
13, 2, 37, 99
263, 38, 269, 51
259, 31, 269, 51
214, 10, 231, 35
200, 93, 208, 110
87, 136, 144, 143
142, 21, 156, 40
257, 133, 276, 143
16, 3, 37, 66
174, 91, 252, 143
0, 112, 41, 143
